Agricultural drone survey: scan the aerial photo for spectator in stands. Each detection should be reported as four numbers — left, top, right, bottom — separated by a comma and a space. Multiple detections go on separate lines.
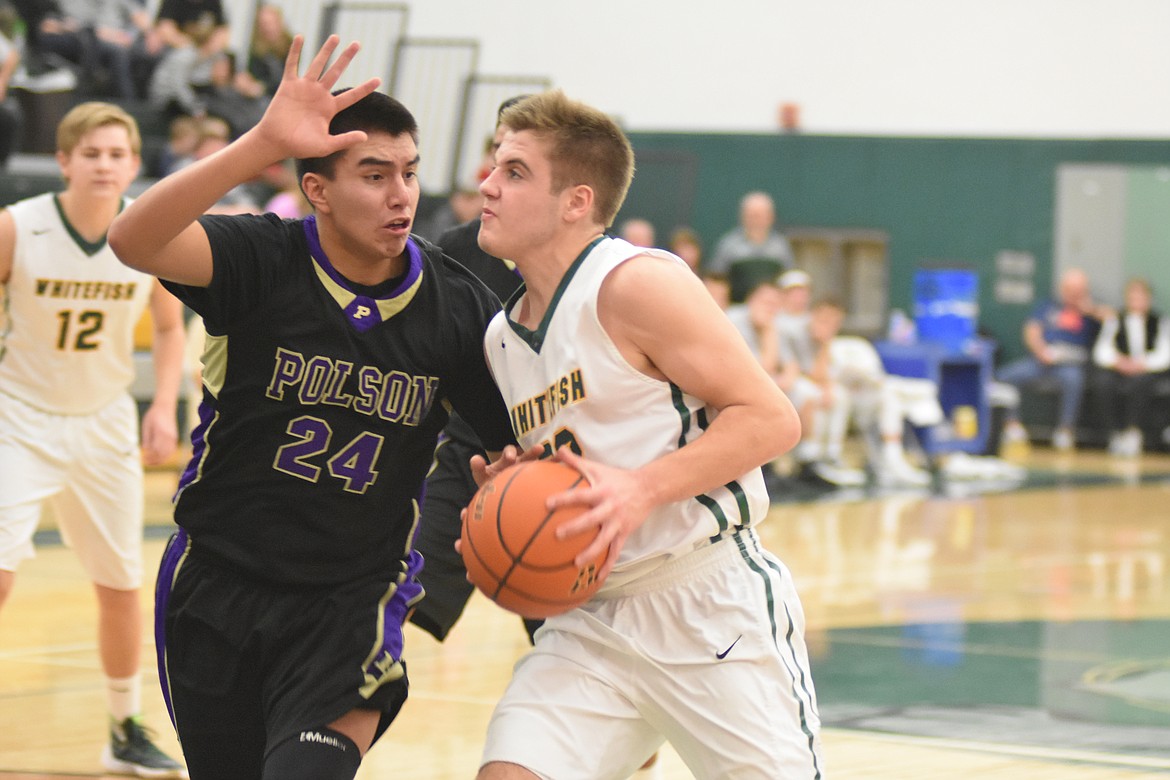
262, 160, 311, 219
781, 297, 866, 488
997, 267, 1106, 451
618, 217, 655, 247
725, 276, 785, 379
668, 225, 703, 273
0, 18, 21, 168
247, 2, 291, 96
152, 0, 228, 54
726, 278, 824, 475
187, 126, 256, 212
415, 179, 483, 243
775, 267, 812, 341
153, 113, 199, 176
707, 190, 794, 301
1092, 277, 1170, 456
202, 50, 268, 136
148, 19, 261, 134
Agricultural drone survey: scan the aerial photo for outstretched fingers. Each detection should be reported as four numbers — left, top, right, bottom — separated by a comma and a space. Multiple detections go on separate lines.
282, 34, 304, 79
320, 40, 365, 89
333, 76, 382, 109
303, 34, 343, 81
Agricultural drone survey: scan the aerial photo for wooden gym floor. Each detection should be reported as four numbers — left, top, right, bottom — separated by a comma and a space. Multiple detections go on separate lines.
2, 447, 1169, 779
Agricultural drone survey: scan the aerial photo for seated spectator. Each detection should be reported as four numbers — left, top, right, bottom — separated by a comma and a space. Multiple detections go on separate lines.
34, 0, 148, 99
725, 277, 785, 380
153, 113, 200, 176
0, 18, 21, 168
415, 180, 483, 243
775, 268, 812, 342
707, 190, 794, 301
828, 332, 937, 488
668, 225, 703, 273
786, 298, 933, 488
997, 268, 1105, 451
152, 0, 228, 54
780, 297, 866, 488
727, 278, 826, 470
202, 51, 268, 136
147, 18, 220, 122
618, 217, 655, 247
1092, 277, 1170, 456
246, 2, 291, 96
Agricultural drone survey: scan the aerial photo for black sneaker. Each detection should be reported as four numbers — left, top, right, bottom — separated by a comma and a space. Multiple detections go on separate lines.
101, 716, 188, 778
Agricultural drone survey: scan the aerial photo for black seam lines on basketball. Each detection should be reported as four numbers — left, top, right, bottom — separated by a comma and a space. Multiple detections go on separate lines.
491, 471, 586, 600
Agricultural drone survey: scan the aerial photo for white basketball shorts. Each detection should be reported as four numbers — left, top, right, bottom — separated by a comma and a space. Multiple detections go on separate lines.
480, 528, 825, 780
0, 391, 144, 589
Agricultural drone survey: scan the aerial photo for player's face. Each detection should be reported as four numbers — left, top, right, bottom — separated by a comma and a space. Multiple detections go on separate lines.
478, 129, 565, 261
56, 124, 140, 198
311, 131, 420, 264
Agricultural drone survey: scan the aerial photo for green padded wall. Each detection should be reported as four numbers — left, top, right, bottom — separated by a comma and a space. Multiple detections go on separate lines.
623, 132, 1170, 361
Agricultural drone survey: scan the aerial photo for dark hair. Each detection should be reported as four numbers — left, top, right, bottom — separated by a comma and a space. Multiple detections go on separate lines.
296, 90, 419, 180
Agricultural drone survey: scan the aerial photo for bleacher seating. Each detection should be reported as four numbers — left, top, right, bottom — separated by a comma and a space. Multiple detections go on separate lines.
1018, 372, 1170, 451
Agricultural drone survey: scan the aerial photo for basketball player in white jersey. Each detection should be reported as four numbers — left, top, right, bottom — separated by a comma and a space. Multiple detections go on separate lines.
0, 102, 188, 777
471, 91, 824, 779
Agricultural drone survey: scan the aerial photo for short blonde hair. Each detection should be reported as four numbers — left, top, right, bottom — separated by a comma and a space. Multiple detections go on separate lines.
499, 90, 634, 229
57, 102, 142, 156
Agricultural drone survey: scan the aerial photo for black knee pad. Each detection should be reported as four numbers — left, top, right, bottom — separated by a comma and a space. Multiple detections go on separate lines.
262, 727, 362, 780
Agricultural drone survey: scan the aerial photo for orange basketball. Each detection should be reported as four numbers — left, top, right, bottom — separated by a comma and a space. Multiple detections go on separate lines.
460, 459, 608, 619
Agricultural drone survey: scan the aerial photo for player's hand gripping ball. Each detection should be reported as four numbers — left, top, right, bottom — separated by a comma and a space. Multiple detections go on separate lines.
460, 459, 608, 618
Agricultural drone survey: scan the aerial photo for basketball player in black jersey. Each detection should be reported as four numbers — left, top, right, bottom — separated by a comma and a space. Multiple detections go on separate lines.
109, 36, 516, 780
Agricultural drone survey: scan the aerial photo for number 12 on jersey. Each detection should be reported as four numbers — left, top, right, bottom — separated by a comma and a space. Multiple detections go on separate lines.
56, 309, 104, 351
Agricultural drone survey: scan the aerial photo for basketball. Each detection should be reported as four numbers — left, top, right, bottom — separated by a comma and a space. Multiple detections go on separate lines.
460, 459, 608, 618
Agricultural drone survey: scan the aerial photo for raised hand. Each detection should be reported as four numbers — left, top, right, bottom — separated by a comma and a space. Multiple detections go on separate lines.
252, 34, 382, 162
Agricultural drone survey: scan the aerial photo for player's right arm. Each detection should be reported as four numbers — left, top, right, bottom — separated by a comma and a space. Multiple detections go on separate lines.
109, 35, 379, 287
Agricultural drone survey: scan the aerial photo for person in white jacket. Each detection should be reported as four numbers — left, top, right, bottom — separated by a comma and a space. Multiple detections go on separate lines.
1092, 277, 1170, 456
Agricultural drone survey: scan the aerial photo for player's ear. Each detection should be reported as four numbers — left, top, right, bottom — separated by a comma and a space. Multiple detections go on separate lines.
300, 173, 330, 214
562, 184, 593, 225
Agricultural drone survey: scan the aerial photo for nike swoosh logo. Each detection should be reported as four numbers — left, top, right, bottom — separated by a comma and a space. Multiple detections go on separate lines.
715, 635, 742, 660
32, 229, 50, 235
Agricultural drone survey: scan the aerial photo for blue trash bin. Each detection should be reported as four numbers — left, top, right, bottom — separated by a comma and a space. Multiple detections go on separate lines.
913, 268, 978, 353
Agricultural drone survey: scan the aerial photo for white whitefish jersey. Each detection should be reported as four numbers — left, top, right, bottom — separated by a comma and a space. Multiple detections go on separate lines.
1, 193, 152, 414
484, 237, 771, 591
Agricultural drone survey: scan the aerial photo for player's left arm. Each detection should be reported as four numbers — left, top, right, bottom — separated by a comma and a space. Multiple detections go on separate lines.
141, 279, 185, 465
553, 255, 800, 570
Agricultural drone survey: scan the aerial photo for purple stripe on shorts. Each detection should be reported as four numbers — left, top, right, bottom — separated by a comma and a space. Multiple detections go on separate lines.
366, 551, 425, 678
153, 528, 188, 731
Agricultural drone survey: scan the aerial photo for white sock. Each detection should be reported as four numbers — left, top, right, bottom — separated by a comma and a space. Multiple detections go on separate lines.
107, 674, 141, 722
882, 439, 903, 463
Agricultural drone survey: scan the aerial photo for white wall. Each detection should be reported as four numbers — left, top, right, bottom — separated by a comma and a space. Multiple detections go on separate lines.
389, 0, 1170, 138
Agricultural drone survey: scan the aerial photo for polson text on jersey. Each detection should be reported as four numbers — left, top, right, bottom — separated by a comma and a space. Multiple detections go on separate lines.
266, 347, 438, 427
